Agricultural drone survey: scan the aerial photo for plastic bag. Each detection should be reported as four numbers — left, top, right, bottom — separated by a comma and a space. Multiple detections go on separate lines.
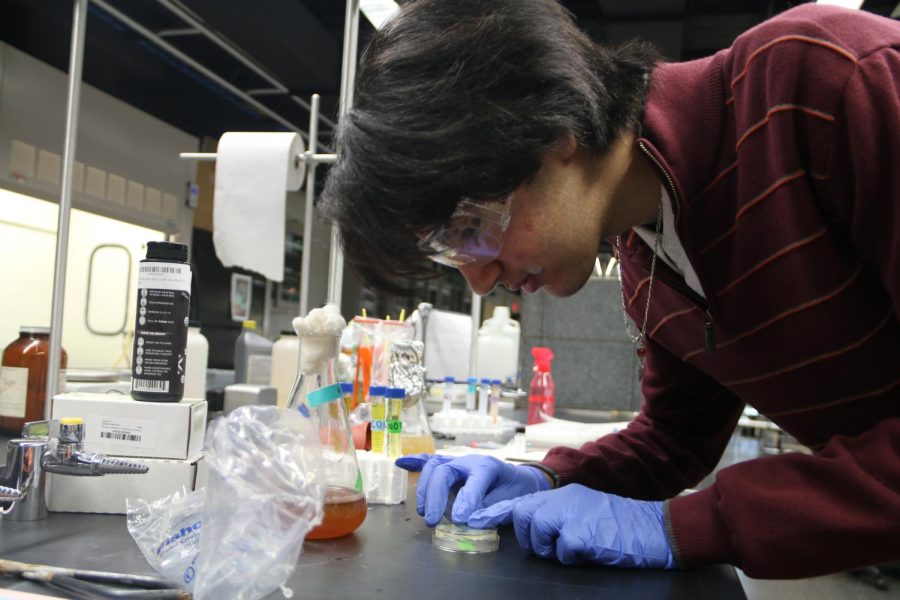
193, 405, 325, 600
127, 405, 325, 600
126, 487, 204, 590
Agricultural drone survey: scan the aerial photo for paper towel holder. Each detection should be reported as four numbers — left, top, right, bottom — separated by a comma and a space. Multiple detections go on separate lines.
179, 150, 336, 166
178, 94, 340, 317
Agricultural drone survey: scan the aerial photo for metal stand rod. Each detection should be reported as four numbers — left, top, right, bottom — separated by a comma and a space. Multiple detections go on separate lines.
300, 94, 321, 317
46, 0, 88, 416
327, 0, 360, 309
263, 279, 273, 337
468, 291, 482, 380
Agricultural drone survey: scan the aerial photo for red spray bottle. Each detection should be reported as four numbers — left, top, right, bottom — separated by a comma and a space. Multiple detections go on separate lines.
527, 347, 555, 425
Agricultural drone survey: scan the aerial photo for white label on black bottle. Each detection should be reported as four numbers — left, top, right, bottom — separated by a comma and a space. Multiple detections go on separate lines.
132, 261, 191, 398
0, 366, 28, 418
137, 262, 192, 292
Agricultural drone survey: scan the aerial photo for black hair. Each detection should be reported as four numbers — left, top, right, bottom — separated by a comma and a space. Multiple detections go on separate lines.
322, 0, 659, 293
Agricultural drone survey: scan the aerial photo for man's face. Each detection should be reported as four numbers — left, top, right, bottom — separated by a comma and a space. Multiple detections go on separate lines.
458, 136, 621, 298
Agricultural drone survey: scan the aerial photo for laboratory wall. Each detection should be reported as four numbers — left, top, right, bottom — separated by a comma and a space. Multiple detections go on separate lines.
0, 42, 198, 368
0, 189, 165, 368
520, 276, 641, 413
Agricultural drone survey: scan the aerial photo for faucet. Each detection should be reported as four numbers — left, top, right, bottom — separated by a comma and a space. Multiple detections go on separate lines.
1, 418, 149, 521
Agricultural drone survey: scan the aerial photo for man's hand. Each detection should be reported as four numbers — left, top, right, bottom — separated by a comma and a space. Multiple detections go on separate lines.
395, 454, 551, 527
469, 484, 677, 569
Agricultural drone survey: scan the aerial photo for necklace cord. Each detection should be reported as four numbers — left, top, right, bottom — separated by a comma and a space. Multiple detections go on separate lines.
616, 199, 663, 368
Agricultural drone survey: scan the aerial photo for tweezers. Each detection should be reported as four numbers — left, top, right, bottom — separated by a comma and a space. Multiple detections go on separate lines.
0, 558, 191, 599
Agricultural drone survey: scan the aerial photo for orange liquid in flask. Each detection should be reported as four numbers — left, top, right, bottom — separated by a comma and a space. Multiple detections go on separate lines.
307, 485, 367, 539
401, 434, 436, 455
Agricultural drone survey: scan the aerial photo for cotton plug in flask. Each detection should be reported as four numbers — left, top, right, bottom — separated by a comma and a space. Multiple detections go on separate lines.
287, 305, 366, 539
527, 347, 555, 425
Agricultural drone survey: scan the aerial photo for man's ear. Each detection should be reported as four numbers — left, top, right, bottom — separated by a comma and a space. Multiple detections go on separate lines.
554, 132, 579, 163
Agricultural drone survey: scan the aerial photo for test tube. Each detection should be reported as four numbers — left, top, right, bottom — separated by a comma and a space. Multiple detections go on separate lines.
489, 379, 501, 425
369, 385, 387, 455
465, 377, 477, 412
386, 387, 405, 458
340, 382, 354, 415
442, 376, 455, 413
478, 378, 491, 416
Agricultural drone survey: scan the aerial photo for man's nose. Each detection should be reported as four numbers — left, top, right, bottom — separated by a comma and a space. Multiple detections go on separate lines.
458, 262, 499, 296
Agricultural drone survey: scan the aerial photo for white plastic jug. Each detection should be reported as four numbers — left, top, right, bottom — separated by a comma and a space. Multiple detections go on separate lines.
270, 333, 300, 407
234, 320, 273, 385
475, 306, 521, 385
185, 324, 209, 400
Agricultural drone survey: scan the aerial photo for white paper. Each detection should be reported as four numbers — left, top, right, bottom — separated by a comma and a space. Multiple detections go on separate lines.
213, 132, 305, 282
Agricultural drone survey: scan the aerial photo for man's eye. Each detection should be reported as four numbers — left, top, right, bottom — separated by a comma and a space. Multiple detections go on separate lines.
448, 225, 481, 246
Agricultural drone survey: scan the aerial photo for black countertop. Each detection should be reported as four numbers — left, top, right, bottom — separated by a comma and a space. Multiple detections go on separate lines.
0, 475, 746, 600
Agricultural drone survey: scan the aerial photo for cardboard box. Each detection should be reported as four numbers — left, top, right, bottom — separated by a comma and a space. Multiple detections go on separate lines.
51, 392, 207, 460
47, 455, 202, 515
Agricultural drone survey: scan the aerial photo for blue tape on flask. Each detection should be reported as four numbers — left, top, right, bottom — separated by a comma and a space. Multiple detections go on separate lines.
307, 383, 342, 407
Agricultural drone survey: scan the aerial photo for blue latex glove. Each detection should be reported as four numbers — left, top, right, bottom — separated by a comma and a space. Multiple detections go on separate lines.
395, 454, 551, 527
469, 484, 677, 569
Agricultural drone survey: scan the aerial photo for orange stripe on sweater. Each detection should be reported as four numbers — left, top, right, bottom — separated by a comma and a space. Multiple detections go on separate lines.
717, 227, 829, 296
681, 263, 863, 362
766, 374, 900, 418
650, 307, 698, 338
626, 276, 651, 310
695, 161, 739, 202
723, 309, 895, 387
700, 170, 806, 254
731, 35, 857, 89
736, 105, 835, 150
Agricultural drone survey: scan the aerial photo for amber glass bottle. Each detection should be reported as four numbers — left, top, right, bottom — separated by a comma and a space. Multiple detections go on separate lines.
0, 327, 67, 434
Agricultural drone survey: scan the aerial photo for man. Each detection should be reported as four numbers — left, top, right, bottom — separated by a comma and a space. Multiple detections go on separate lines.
323, 0, 900, 579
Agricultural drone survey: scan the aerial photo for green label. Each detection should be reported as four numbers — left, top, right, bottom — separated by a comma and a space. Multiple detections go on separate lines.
387, 420, 403, 434
307, 383, 342, 407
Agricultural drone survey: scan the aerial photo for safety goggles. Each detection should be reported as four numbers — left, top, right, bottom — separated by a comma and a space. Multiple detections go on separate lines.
418, 193, 513, 268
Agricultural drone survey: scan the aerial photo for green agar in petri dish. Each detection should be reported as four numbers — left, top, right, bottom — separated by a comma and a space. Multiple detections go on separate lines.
433, 519, 499, 554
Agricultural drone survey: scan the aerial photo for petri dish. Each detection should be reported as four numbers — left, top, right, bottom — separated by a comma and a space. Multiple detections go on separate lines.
433, 519, 499, 554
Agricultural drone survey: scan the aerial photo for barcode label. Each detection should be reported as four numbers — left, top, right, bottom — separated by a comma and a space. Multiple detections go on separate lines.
137, 261, 191, 293
87, 415, 157, 450
140, 265, 183, 274
100, 431, 142, 442
132, 379, 170, 393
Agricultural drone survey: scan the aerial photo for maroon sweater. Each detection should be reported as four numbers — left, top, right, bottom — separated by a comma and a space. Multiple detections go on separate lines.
541, 5, 900, 578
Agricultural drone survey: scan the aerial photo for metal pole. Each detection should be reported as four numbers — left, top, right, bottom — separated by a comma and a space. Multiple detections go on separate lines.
46, 0, 88, 415
468, 291, 482, 379
327, 0, 360, 308
263, 279, 273, 338
300, 94, 321, 317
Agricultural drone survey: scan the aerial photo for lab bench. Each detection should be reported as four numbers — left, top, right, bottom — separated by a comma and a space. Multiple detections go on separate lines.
0, 474, 746, 599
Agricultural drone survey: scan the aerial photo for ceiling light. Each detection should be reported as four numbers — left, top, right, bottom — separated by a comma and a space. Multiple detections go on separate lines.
360, 0, 400, 29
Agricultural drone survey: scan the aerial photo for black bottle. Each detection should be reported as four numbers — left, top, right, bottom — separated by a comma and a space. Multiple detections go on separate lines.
131, 241, 192, 402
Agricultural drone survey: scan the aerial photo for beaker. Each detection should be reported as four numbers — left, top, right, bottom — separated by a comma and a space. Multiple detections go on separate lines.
287, 332, 366, 539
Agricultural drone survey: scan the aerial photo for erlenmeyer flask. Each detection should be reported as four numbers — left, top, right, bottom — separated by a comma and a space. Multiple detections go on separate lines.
287, 332, 366, 539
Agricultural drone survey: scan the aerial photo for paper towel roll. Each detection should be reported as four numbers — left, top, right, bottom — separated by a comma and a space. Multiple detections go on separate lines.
212, 132, 305, 282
